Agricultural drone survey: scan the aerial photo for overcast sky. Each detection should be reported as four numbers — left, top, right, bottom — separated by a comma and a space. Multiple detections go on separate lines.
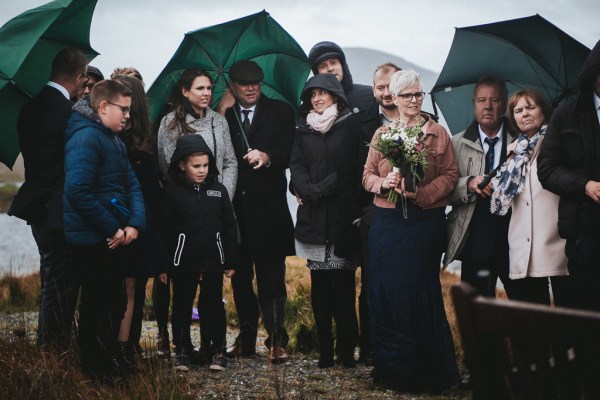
2, 0, 599, 87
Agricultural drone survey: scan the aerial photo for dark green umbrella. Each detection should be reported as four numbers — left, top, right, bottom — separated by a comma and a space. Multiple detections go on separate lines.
0, 0, 98, 169
147, 10, 311, 133
431, 14, 590, 134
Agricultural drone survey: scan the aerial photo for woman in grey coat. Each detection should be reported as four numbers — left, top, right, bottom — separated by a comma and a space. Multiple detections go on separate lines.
158, 68, 237, 199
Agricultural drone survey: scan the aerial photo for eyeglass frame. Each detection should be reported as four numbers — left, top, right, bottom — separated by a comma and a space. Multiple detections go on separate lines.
106, 101, 132, 115
396, 91, 426, 102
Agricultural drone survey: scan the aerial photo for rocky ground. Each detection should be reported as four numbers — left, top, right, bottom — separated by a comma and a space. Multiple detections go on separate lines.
1, 311, 470, 399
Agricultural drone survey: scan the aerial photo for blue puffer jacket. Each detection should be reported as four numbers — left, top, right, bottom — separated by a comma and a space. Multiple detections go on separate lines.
63, 98, 145, 245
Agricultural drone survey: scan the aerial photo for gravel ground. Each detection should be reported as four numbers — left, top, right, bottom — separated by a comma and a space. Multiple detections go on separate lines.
0, 312, 471, 400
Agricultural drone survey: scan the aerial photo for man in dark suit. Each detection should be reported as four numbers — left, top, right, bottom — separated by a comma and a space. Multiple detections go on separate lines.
336, 62, 401, 365
9, 48, 89, 348
444, 75, 515, 296
217, 60, 295, 362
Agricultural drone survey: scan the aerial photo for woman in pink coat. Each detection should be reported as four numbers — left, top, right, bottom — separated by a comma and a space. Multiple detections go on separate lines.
491, 89, 570, 305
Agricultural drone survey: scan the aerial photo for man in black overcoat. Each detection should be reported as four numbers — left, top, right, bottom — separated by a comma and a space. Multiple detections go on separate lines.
217, 60, 295, 362
538, 39, 600, 311
8, 48, 89, 348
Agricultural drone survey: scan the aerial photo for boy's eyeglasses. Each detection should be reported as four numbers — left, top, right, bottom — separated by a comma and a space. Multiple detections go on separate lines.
106, 101, 132, 115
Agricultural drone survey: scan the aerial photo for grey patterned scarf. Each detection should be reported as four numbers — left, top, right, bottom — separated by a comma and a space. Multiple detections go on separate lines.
490, 126, 546, 215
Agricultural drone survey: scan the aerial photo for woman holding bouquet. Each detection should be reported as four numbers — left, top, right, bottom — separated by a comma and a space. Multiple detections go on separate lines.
290, 74, 359, 368
362, 69, 460, 392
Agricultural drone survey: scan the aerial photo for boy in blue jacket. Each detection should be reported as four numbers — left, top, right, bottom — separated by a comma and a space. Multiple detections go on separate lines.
64, 80, 145, 379
165, 134, 238, 371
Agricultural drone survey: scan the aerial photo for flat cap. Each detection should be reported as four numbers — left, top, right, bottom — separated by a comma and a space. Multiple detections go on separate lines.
86, 65, 104, 81
229, 60, 264, 83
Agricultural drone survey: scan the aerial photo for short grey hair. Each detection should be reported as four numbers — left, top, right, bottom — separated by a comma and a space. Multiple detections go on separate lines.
389, 69, 422, 96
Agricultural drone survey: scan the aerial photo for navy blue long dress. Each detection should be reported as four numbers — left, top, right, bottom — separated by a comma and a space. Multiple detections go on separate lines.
368, 202, 459, 391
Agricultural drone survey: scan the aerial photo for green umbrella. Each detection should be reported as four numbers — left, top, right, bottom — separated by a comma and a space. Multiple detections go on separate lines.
147, 10, 311, 132
431, 15, 590, 134
0, 0, 98, 169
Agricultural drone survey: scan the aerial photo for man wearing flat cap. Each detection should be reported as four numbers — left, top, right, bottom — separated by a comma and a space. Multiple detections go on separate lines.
82, 65, 104, 97
217, 59, 295, 362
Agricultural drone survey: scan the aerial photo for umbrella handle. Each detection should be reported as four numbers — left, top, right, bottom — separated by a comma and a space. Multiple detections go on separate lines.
477, 150, 515, 190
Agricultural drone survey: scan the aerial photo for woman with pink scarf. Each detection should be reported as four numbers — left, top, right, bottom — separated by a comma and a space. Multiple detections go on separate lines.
290, 74, 359, 368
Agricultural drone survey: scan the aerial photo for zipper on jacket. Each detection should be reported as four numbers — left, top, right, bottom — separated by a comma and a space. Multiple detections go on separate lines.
174, 233, 186, 267
216, 232, 225, 264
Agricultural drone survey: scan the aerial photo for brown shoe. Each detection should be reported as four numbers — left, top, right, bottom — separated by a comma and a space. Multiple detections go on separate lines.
269, 346, 289, 363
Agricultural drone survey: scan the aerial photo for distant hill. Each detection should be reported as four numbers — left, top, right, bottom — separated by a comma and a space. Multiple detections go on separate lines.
343, 47, 441, 120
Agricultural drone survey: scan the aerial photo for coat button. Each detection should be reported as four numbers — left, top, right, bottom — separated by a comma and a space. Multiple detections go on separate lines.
241, 191, 246, 195
527, 238, 530, 242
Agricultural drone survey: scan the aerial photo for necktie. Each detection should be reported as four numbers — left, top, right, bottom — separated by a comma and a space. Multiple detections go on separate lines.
484, 136, 499, 174
241, 109, 251, 134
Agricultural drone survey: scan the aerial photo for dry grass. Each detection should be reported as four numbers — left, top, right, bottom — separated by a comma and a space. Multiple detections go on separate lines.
0, 271, 40, 313
0, 257, 469, 399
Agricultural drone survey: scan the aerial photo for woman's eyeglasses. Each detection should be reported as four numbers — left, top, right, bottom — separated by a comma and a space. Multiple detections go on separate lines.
397, 92, 425, 102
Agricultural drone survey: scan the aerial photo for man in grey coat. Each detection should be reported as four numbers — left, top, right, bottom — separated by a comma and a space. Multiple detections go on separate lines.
444, 75, 515, 296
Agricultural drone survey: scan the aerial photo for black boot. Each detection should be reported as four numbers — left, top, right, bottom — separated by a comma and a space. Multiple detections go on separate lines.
115, 341, 136, 372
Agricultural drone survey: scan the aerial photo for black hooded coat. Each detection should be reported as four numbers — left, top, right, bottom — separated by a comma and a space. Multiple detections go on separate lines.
164, 134, 239, 272
538, 39, 600, 239
290, 74, 352, 244
308, 41, 375, 114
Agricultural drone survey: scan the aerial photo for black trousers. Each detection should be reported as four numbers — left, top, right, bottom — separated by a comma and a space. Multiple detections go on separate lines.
310, 269, 358, 363
171, 271, 225, 356
565, 235, 600, 311
152, 273, 171, 344
507, 275, 572, 306
74, 243, 126, 378
31, 224, 78, 349
231, 243, 288, 349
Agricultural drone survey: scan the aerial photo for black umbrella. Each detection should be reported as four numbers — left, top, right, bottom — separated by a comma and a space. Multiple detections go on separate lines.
431, 14, 590, 134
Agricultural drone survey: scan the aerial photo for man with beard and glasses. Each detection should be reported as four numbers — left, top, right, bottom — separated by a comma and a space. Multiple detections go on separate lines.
335, 62, 401, 365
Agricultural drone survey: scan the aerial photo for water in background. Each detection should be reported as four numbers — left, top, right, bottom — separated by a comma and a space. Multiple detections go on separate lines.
0, 213, 38, 275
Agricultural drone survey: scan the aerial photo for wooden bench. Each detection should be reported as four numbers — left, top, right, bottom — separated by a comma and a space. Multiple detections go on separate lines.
451, 282, 600, 400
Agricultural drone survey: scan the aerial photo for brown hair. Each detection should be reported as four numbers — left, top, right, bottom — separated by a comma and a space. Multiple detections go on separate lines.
50, 48, 88, 80
111, 67, 144, 83
113, 75, 153, 157
373, 62, 401, 83
90, 80, 131, 110
167, 68, 213, 135
507, 89, 553, 133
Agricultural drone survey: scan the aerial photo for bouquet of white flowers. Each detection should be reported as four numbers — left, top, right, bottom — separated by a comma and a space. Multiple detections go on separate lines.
370, 117, 429, 202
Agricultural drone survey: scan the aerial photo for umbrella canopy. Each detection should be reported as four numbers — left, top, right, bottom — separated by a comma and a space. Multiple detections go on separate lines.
147, 10, 311, 126
0, 0, 99, 169
431, 14, 590, 134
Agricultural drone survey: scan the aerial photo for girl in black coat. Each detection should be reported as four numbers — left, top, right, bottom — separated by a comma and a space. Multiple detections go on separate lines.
165, 134, 238, 370
290, 74, 359, 368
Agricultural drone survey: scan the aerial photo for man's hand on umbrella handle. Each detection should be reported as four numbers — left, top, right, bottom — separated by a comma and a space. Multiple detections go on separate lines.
216, 90, 236, 115
468, 175, 492, 198
585, 180, 600, 204
244, 149, 270, 169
